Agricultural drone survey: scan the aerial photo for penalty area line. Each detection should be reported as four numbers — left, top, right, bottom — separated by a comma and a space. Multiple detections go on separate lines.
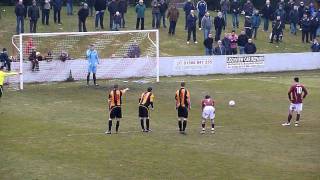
176, 76, 278, 83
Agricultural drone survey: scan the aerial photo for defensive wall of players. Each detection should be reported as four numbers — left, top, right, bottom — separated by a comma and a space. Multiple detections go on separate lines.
8, 52, 320, 83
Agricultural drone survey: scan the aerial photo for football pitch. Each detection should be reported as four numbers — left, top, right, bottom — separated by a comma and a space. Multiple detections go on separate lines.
0, 70, 320, 179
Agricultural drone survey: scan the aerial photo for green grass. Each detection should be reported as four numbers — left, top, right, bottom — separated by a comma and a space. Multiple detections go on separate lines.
0, 6, 311, 56
0, 70, 320, 179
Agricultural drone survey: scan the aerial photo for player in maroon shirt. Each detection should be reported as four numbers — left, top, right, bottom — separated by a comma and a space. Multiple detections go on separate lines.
201, 95, 216, 134
282, 77, 308, 127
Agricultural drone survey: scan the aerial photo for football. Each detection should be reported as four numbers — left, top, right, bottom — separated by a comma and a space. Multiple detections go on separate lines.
229, 100, 235, 106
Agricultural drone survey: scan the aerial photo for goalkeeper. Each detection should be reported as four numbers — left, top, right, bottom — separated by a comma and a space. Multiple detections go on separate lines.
86, 44, 99, 86
0, 66, 18, 99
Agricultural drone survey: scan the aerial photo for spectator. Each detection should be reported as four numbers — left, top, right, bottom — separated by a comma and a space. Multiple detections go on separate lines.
244, 38, 256, 54
108, 0, 118, 30
237, 31, 248, 54
244, 16, 252, 38
151, 0, 161, 29
203, 33, 214, 55
289, 6, 299, 35
310, 13, 319, 42
286, 0, 295, 23
251, 10, 261, 40
78, 3, 89, 32
44, 50, 53, 62
0, 48, 11, 71
28, 0, 40, 33
274, 5, 286, 25
301, 14, 310, 43
15, 0, 25, 34
42, 0, 50, 25
127, 41, 141, 58
262, 0, 273, 31
113, 11, 121, 31
183, 0, 195, 30
229, 30, 238, 55
317, 9, 320, 37
298, 2, 305, 29
135, 0, 146, 30
197, 0, 207, 30
159, 0, 168, 28
201, 12, 212, 39
243, 0, 254, 16
230, 0, 240, 29
53, 0, 62, 25
29, 48, 39, 71
59, 50, 70, 62
167, 4, 179, 35
277, 0, 285, 10
214, 12, 225, 41
220, 0, 229, 29
95, 0, 107, 29
311, 38, 320, 52
187, 10, 197, 44
270, 16, 283, 43
36, 52, 43, 61
118, 0, 128, 28
214, 40, 226, 55
222, 33, 231, 55
87, 0, 94, 17
66, 0, 73, 15
309, 3, 316, 16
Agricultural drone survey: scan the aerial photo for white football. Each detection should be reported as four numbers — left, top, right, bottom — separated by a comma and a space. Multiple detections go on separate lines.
229, 100, 235, 106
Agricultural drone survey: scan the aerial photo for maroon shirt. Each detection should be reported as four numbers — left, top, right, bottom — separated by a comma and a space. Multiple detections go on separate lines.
288, 83, 308, 104
201, 98, 214, 109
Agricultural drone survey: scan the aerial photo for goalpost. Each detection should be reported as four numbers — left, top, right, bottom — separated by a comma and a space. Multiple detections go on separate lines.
11, 30, 160, 90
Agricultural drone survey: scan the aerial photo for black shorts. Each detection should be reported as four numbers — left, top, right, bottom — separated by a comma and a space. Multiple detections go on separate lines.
139, 105, 149, 118
110, 106, 122, 119
177, 106, 188, 118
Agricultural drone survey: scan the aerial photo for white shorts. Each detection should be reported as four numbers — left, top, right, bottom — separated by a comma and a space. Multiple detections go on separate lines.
289, 103, 303, 113
202, 106, 215, 120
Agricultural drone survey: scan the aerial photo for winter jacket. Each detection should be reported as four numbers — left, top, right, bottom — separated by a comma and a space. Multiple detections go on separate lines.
118, 0, 127, 13
183, 1, 195, 15
135, 3, 146, 18
187, 14, 197, 28
159, 1, 168, 14
28, 5, 40, 20
197, 0, 207, 16
108, 1, 118, 15
311, 43, 320, 52
262, 4, 273, 19
237, 34, 248, 47
229, 34, 238, 49
244, 43, 256, 54
53, 0, 63, 10
298, 5, 305, 19
301, 18, 310, 32
230, 1, 240, 14
243, 2, 254, 16
272, 20, 283, 33
151, 0, 160, 14
214, 45, 226, 55
220, 0, 229, 12
78, 7, 89, 21
289, 10, 299, 24
274, 8, 286, 22
214, 16, 225, 30
167, 7, 179, 21
251, 14, 261, 28
87, 0, 95, 7
94, 0, 107, 11
244, 17, 252, 29
222, 37, 231, 51
113, 14, 121, 24
310, 17, 319, 31
201, 16, 212, 30
203, 37, 214, 49
15, 4, 25, 17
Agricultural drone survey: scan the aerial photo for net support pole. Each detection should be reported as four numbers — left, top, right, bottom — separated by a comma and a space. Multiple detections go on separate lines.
156, 30, 160, 82
19, 34, 23, 90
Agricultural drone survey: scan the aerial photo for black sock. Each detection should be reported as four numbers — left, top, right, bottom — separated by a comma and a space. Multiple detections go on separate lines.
288, 114, 292, 123
108, 120, 112, 131
140, 119, 145, 130
201, 123, 205, 129
116, 121, 120, 132
182, 121, 187, 131
146, 119, 150, 130
178, 121, 182, 131
93, 73, 96, 84
212, 123, 215, 129
296, 114, 300, 122
87, 73, 90, 84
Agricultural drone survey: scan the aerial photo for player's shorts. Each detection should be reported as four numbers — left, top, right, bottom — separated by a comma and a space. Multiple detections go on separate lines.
289, 103, 303, 113
110, 106, 122, 119
177, 106, 188, 118
138, 105, 149, 118
88, 64, 97, 73
202, 106, 215, 120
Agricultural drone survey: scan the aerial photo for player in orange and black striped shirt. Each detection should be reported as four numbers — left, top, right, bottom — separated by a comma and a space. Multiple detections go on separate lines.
175, 82, 191, 134
105, 84, 129, 134
138, 87, 155, 132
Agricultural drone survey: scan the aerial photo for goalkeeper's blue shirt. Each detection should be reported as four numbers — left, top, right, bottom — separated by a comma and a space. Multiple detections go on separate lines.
86, 49, 99, 66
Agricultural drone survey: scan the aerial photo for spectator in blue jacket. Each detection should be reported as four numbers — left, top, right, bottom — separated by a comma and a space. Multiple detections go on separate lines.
183, 0, 195, 30
251, 10, 261, 39
230, 0, 240, 29
28, 0, 40, 33
15, 0, 25, 34
135, 0, 146, 30
108, 0, 118, 30
187, 10, 198, 44
53, 0, 63, 24
220, 0, 229, 30
95, 0, 107, 29
66, 0, 73, 15
311, 38, 320, 52
197, 0, 207, 30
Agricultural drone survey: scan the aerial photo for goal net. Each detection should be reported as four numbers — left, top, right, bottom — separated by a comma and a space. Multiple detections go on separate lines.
11, 30, 159, 90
